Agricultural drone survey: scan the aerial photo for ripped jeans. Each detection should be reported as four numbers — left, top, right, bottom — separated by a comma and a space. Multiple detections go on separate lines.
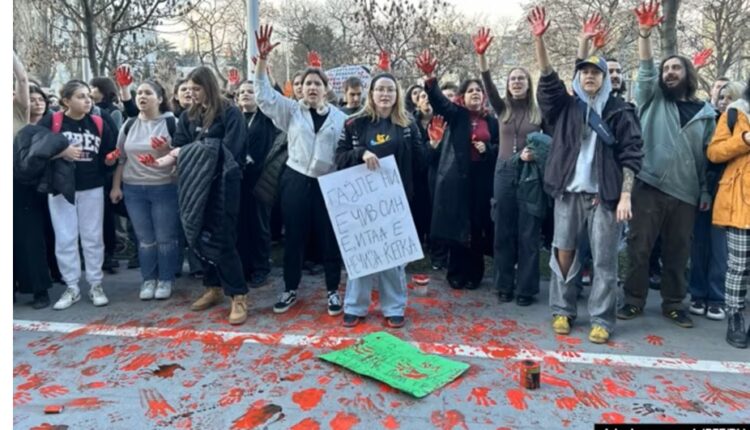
549, 193, 620, 332
123, 183, 180, 282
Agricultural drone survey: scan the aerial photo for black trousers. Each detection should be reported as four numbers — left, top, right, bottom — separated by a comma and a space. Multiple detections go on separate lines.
202, 176, 248, 296
492, 162, 541, 297
237, 171, 272, 279
280, 168, 340, 292
14, 182, 52, 298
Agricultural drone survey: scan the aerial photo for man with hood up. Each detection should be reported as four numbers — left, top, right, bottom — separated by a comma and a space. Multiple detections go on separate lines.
528, 6, 643, 344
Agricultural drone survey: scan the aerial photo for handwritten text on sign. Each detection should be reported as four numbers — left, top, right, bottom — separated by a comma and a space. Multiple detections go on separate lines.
318, 155, 423, 279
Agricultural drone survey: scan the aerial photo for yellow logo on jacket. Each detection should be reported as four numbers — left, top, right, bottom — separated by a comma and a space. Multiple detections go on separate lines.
370, 134, 391, 146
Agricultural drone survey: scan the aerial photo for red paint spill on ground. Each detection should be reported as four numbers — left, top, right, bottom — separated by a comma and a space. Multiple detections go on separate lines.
61, 319, 108, 340
602, 378, 636, 398
17, 373, 46, 391
13, 363, 31, 377
541, 373, 572, 388
82, 381, 107, 389
382, 415, 399, 429
284, 373, 304, 381
290, 418, 321, 430
573, 389, 610, 409
153, 363, 185, 378
700, 381, 749, 411
84, 344, 115, 362
30, 424, 68, 430
430, 410, 469, 430
231, 400, 283, 430
645, 334, 664, 346
555, 335, 582, 345
505, 389, 528, 410
80, 366, 101, 376
121, 353, 157, 371
556, 396, 579, 411
292, 388, 325, 411
66, 397, 107, 410
219, 388, 245, 407
601, 412, 626, 424
33, 343, 62, 357
329, 412, 360, 430
14, 391, 32, 406
468, 387, 497, 406
39, 385, 69, 398
141, 389, 177, 419
543, 356, 565, 373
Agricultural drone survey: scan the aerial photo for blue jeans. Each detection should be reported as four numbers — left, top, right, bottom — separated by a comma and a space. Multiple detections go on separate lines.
123, 183, 180, 282
689, 210, 727, 305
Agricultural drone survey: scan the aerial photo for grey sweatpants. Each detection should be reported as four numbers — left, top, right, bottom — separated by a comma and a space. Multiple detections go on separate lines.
549, 193, 620, 332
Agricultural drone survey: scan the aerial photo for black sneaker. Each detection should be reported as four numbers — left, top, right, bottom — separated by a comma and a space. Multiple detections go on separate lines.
327, 291, 343, 316
689, 300, 707, 316
30, 294, 51, 310
498, 292, 514, 303
386, 316, 405, 328
448, 279, 465, 290
663, 309, 694, 328
273, 291, 298, 314
343, 313, 363, 327
516, 295, 534, 307
726, 312, 747, 349
617, 304, 642, 320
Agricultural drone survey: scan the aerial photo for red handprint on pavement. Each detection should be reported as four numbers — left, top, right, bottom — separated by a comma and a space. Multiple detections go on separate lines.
645, 334, 664, 346
467, 387, 497, 407
40, 385, 70, 398
140, 389, 176, 419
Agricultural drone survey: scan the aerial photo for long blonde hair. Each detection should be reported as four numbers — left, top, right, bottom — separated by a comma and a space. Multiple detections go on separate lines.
501, 67, 542, 126
356, 73, 410, 127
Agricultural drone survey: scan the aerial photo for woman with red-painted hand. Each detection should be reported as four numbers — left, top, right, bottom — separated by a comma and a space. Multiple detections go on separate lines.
108, 80, 180, 301
335, 72, 425, 328
37, 80, 117, 310
416, 49, 499, 290
254, 25, 347, 316
171, 66, 249, 325
474, 27, 547, 306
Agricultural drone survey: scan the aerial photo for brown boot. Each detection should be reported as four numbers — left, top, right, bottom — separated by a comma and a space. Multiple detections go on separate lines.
190, 287, 223, 311
228, 295, 247, 325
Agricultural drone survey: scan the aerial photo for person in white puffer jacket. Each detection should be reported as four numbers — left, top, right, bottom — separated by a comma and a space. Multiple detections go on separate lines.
254, 24, 347, 317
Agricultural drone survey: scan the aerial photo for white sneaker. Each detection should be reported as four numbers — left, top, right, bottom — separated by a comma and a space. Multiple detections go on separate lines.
88, 284, 109, 307
53, 288, 81, 310
140, 280, 156, 300
706, 305, 726, 321
154, 281, 172, 300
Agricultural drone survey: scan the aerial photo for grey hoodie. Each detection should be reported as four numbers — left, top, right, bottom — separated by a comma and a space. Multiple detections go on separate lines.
565, 68, 613, 193
117, 112, 177, 186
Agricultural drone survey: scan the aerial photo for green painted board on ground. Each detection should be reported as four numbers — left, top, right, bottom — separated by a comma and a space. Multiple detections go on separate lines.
319, 331, 470, 398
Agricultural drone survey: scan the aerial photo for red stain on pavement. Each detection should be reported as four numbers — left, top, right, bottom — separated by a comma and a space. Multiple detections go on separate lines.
292, 388, 325, 411
543, 356, 565, 373
30, 424, 69, 430
505, 389, 528, 410
645, 335, 664, 346
430, 410, 469, 430
81, 365, 101, 376
555, 396, 579, 411
468, 387, 497, 406
39, 385, 69, 398
13, 363, 31, 377
17, 373, 46, 391
382, 415, 400, 429
219, 388, 245, 407
153, 363, 185, 378
66, 397, 108, 410
290, 418, 321, 430
284, 373, 304, 381
329, 412, 360, 430
81, 381, 107, 389
573, 388, 609, 409
61, 319, 108, 340
231, 400, 283, 430
700, 381, 749, 411
541, 373, 572, 388
34, 343, 62, 357
121, 353, 157, 371
555, 335, 582, 345
84, 344, 116, 362
140, 389, 176, 419
601, 412, 626, 424
480, 340, 519, 359
602, 378, 636, 398
14, 391, 32, 406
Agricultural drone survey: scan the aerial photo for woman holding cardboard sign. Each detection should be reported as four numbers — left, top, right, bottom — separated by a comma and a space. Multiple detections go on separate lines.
254, 25, 348, 317
335, 72, 425, 328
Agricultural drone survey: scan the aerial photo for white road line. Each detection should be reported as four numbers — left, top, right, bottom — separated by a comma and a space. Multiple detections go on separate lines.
13, 319, 750, 374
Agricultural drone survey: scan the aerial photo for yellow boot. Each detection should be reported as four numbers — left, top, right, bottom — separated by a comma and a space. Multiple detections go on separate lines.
228, 295, 248, 325
190, 287, 223, 311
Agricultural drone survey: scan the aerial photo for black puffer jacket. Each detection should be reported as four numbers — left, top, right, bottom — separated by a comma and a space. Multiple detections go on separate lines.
178, 138, 240, 264
253, 131, 288, 207
14, 125, 74, 203
538, 71, 643, 209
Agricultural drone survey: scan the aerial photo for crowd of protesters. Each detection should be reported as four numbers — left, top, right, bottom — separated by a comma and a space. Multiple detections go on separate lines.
13, 1, 750, 349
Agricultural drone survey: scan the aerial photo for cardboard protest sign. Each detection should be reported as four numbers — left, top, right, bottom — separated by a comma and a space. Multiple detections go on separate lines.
318, 155, 424, 280
326, 65, 372, 99
319, 331, 470, 398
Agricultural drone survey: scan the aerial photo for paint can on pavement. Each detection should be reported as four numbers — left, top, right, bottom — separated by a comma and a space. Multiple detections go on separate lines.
411, 274, 429, 296
520, 360, 540, 390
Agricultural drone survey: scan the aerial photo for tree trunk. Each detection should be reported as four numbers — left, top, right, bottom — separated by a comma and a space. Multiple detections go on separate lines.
661, 0, 680, 56
82, 0, 98, 77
